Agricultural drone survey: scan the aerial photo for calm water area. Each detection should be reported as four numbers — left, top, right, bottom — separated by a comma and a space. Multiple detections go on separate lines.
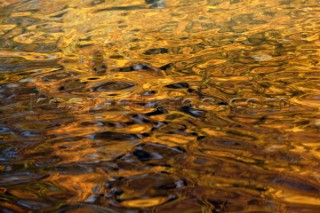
0, 0, 320, 212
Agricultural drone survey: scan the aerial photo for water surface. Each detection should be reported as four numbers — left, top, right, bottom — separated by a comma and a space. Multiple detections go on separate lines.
1, 0, 320, 212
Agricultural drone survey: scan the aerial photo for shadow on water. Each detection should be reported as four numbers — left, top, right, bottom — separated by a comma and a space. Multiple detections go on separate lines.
1, 0, 320, 212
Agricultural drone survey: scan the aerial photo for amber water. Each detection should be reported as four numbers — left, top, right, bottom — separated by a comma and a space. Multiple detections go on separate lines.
1, 0, 320, 212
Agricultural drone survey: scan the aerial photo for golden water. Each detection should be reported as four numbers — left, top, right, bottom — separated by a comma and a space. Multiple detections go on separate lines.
1, 0, 320, 212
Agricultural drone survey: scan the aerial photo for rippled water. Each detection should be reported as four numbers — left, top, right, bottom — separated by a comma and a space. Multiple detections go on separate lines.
1, 0, 320, 212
